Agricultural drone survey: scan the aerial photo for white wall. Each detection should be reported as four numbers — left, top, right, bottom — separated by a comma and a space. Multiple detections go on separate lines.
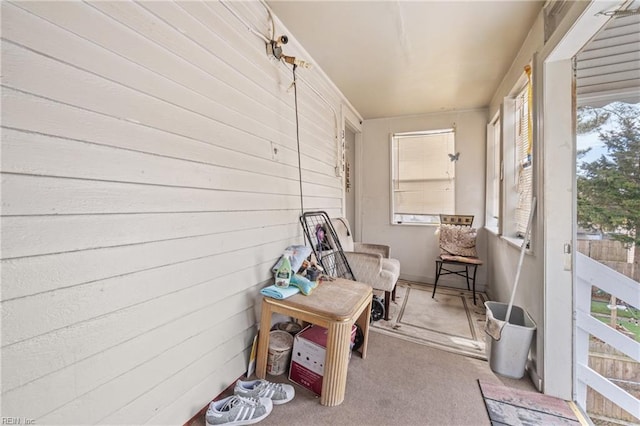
482, 12, 545, 390
483, 2, 608, 399
360, 109, 488, 288
0, 1, 356, 423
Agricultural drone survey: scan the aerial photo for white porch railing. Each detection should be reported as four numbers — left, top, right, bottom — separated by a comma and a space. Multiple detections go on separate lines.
575, 252, 640, 420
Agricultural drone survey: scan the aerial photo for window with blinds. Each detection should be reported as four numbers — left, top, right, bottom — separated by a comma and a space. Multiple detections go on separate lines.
390, 129, 455, 224
492, 120, 501, 221
486, 117, 501, 230
515, 84, 533, 237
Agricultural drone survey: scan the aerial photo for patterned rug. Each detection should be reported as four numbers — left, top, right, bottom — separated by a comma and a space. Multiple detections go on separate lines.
478, 380, 585, 425
371, 280, 488, 360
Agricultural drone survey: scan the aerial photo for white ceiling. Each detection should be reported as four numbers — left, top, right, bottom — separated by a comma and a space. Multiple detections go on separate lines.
267, 1, 545, 119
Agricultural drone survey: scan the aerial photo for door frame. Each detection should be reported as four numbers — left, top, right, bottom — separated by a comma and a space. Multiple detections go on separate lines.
342, 105, 363, 240
538, 0, 616, 399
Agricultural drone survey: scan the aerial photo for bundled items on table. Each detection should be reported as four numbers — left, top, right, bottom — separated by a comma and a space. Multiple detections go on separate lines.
261, 245, 325, 299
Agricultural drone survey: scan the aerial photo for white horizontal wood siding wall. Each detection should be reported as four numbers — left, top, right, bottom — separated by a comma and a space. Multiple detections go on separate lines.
0, 1, 351, 424
576, 14, 640, 101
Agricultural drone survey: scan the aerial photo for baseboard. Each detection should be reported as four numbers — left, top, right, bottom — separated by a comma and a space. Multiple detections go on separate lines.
399, 273, 431, 284
399, 274, 486, 293
526, 359, 543, 392
182, 374, 243, 426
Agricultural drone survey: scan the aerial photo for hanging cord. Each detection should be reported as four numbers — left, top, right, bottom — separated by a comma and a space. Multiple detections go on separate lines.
296, 75, 341, 176
219, 1, 270, 43
222, 0, 343, 177
292, 64, 304, 215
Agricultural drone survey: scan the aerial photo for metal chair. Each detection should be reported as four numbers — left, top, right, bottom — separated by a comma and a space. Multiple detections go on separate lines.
432, 214, 482, 304
440, 215, 474, 226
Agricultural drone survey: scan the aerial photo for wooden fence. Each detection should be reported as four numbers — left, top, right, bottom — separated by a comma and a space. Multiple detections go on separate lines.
577, 239, 638, 281
577, 239, 629, 262
587, 341, 640, 423
579, 240, 639, 422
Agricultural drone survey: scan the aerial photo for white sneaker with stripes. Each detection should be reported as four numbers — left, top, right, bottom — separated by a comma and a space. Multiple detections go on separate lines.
234, 379, 295, 405
205, 395, 272, 426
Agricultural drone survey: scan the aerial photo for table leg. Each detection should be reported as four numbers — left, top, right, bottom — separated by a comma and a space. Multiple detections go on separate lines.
320, 320, 352, 406
356, 298, 372, 359
256, 299, 272, 379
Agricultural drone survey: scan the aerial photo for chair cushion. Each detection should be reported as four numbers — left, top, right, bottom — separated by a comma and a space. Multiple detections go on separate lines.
439, 224, 478, 258
440, 254, 483, 265
381, 258, 400, 277
343, 252, 398, 293
354, 242, 390, 258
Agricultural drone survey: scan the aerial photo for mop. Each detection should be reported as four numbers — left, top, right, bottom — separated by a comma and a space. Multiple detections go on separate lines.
485, 197, 537, 340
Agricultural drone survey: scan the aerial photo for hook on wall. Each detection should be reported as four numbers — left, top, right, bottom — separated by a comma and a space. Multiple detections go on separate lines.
267, 35, 289, 59
266, 35, 312, 69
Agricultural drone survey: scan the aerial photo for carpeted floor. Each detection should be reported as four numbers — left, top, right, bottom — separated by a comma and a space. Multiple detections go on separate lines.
372, 280, 488, 360
189, 331, 538, 426
187, 282, 545, 426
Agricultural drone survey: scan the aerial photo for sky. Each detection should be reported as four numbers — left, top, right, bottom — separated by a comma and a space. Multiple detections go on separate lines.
576, 102, 640, 168
577, 128, 608, 165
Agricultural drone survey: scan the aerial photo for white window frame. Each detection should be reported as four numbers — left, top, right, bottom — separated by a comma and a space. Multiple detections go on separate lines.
485, 113, 501, 233
502, 68, 534, 246
514, 83, 533, 238
389, 129, 456, 225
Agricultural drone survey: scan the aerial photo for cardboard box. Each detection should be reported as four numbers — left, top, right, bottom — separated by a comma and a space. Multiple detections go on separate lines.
288, 325, 356, 395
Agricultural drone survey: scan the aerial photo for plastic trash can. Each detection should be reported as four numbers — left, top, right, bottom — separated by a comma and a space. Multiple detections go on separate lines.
484, 301, 536, 379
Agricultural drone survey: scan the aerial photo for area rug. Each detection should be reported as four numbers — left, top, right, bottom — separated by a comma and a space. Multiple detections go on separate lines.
371, 279, 488, 360
478, 380, 586, 425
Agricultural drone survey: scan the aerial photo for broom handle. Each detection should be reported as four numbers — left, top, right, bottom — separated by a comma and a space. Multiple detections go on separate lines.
505, 196, 537, 323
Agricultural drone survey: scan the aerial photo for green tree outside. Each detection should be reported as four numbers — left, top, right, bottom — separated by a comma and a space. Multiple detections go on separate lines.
577, 102, 640, 267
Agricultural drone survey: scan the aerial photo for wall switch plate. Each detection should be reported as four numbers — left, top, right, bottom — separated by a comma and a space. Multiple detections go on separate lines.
563, 243, 572, 271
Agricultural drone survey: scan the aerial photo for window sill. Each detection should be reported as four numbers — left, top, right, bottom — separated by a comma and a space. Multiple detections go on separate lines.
391, 222, 440, 227
501, 235, 533, 255
484, 226, 499, 236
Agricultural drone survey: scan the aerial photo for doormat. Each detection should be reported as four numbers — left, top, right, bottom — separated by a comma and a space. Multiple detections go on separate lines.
478, 380, 586, 425
371, 280, 487, 360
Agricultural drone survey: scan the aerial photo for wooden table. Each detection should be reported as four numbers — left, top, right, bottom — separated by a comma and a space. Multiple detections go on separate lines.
256, 278, 372, 406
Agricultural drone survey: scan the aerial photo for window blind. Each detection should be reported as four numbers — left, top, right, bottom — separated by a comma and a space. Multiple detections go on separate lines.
492, 119, 501, 221
391, 130, 455, 220
515, 86, 533, 237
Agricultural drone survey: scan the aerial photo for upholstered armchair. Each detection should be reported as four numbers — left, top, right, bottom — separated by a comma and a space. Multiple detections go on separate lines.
330, 218, 400, 320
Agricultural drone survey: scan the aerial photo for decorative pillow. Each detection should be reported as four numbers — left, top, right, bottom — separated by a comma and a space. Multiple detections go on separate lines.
439, 224, 478, 258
